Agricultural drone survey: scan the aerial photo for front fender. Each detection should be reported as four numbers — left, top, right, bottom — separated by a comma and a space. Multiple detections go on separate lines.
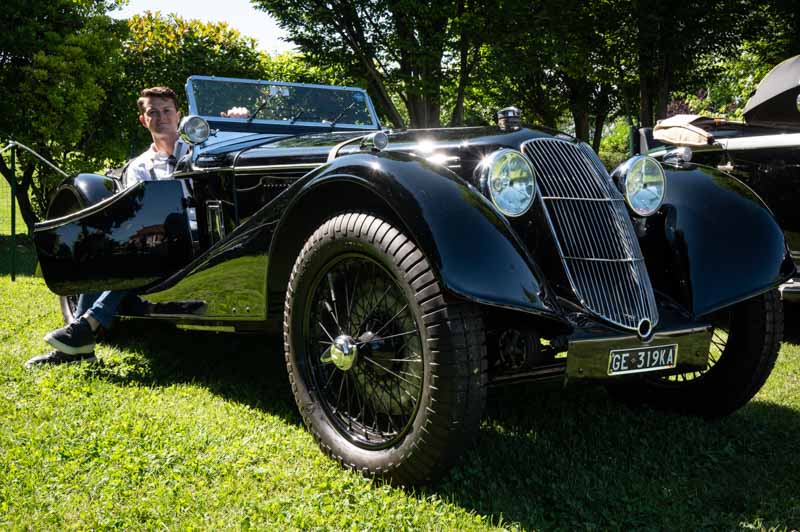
269, 151, 562, 321
646, 163, 794, 316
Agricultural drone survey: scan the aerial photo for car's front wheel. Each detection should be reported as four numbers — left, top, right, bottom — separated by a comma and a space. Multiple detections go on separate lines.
608, 289, 783, 418
59, 295, 81, 325
284, 213, 486, 484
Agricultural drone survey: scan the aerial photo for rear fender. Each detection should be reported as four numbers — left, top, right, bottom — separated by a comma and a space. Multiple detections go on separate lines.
268, 151, 563, 322
46, 173, 120, 217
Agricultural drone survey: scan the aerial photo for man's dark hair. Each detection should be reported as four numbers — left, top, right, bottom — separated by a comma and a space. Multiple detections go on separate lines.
137, 86, 179, 113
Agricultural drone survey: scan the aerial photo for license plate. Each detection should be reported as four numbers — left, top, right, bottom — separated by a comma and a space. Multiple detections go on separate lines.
608, 344, 678, 375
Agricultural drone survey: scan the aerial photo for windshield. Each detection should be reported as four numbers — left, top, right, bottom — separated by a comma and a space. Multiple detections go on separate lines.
186, 76, 379, 130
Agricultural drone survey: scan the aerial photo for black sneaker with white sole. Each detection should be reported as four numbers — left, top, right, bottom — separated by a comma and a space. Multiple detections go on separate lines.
43, 318, 96, 355
24, 349, 97, 368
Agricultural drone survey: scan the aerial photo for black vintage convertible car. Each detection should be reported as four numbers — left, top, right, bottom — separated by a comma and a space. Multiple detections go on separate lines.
33, 76, 794, 484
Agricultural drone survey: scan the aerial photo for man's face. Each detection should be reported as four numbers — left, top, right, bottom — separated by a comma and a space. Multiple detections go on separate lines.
139, 96, 180, 138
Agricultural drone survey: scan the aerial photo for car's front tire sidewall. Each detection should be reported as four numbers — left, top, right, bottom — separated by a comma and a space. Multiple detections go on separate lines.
284, 213, 486, 484
286, 235, 432, 476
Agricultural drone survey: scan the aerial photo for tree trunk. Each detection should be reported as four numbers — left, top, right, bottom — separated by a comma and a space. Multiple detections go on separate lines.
449, 0, 468, 127
0, 155, 37, 231
572, 110, 590, 142
566, 77, 590, 142
336, 13, 406, 128
639, 75, 653, 128
592, 112, 606, 152
591, 85, 611, 152
655, 56, 671, 120
354, 48, 406, 128
449, 51, 468, 127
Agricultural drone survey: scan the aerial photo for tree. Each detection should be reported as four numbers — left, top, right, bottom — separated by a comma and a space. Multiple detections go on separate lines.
251, 0, 497, 128
0, 0, 126, 228
633, 0, 752, 127
0, 7, 330, 229
114, 12, 269, 156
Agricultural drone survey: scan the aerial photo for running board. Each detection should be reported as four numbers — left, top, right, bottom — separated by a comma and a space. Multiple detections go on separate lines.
488, 361, 566, 387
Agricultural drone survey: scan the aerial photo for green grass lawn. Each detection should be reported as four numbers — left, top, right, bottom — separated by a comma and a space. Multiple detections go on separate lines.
0, 189, 26, 236
1, 266, 799, 529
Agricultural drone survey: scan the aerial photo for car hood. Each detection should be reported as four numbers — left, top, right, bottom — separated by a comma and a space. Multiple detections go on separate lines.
192, 125, 569, 180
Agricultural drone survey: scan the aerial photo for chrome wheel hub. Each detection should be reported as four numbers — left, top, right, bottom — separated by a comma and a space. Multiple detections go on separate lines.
322, 334, 358, 371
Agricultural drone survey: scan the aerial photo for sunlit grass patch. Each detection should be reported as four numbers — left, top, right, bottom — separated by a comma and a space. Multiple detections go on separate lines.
1, 270, 799, 529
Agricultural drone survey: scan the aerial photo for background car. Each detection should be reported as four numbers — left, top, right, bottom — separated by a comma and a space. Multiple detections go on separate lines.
32, 75, 794, 484
638, 55, 800, 300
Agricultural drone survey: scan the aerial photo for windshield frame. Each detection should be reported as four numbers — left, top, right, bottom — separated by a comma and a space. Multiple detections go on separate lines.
185, 75, 382, 132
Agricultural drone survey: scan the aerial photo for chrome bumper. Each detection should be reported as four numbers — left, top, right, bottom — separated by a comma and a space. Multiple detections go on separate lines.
779, 278, 800, 302
566, 312, 712, 380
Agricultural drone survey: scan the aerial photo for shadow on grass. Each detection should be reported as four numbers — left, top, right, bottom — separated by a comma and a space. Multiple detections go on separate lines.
84, 321, 301, 427
79, 318, 799, 529
435, 385, 800, 529
0, 234, 37, 276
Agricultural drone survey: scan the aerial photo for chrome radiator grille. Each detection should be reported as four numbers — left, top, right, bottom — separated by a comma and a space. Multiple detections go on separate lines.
521, 138, 658, 332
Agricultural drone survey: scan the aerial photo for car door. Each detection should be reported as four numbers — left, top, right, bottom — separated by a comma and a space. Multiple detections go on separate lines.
34, 179, 194, 295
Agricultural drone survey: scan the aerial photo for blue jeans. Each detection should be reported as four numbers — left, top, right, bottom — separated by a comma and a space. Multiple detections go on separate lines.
75, 291, 129, 330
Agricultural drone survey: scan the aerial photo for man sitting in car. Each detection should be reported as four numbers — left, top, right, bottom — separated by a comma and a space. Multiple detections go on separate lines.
25, 87, 188, 367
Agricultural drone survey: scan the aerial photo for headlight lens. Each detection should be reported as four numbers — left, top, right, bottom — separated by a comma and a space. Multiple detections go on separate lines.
480, 149, 536, 217
614, 155, 666, 216
179, 116, 210, 144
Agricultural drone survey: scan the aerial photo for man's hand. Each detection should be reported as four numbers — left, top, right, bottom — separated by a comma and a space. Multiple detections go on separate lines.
220, 106, 251, 118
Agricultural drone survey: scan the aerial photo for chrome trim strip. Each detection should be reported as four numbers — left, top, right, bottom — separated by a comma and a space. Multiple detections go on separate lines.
328, 134, 370, 162
716, 132, 800, 151
562, 256, 645, 263
177, 324, 237, 332
232, 163, 322, 173
542, 196, 625, 202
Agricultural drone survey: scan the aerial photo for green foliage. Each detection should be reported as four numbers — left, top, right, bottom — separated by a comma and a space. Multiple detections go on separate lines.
0, 0, 127, 225
0, 6, 334, 227
676, 50, 768, 121
1, 0, 798, 232
116, 12, 268, 155
598, 117, 631, 170
1, 267, 799, 528
673, 5, 800, 122
251, 0, 495, 127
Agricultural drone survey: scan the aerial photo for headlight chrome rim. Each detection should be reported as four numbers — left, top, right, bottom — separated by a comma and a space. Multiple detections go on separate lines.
479, 149, 537, 217
179, 115, 211, 145
614, 155, 666, 217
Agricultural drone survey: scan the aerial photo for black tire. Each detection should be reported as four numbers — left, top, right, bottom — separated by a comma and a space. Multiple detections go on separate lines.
608, 289, 783, 418
284, 212, 487, 484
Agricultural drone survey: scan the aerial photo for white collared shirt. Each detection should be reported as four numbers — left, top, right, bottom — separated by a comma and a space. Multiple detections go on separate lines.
122, 138, 197, 234
122, 138, 190, 189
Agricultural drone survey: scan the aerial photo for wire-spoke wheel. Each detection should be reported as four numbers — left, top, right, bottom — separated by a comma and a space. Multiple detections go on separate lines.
608, 289, 783, 418
284, 213, 486, 484
307, 256, 424, 449
656, 314, 731, 383
59, 295, 81, 324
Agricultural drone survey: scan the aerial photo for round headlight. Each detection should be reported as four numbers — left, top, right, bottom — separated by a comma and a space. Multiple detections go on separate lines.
480, 149, 536, 217
614, 155, 666, 216
179, 116, 210, 144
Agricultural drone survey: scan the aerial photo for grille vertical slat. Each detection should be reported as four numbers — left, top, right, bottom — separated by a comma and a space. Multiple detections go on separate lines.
522, 138, 658, 332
